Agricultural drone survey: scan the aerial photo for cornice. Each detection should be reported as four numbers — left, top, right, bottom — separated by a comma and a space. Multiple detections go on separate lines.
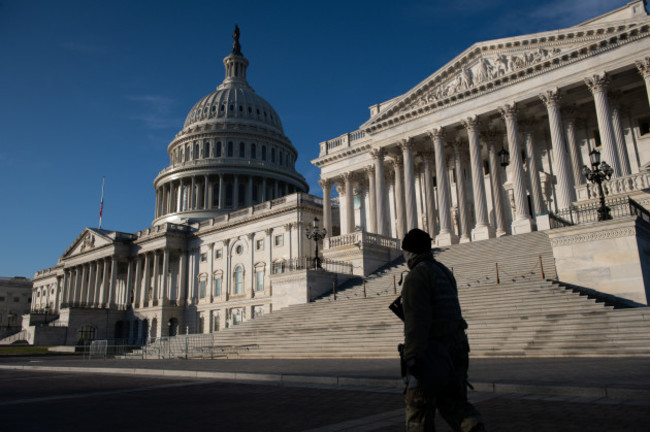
363, 19, 650, 134
311, 142, 373, 167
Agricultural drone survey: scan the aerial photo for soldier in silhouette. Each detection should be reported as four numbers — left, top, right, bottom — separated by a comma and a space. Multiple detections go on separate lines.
400, 228, 485, 432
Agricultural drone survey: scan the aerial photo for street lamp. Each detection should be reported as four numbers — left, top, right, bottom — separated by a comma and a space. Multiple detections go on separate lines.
498, 147, 510, 167
305, 217, 327, 269
582, 148, 614, 221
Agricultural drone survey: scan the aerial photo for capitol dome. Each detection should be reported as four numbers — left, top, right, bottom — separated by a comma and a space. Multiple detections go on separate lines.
153, 26, 308, 225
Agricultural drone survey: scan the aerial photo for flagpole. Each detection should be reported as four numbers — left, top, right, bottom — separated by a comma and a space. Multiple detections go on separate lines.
99, 177, 105, 229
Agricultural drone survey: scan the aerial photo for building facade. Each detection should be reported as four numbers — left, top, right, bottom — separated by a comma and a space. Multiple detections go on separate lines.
0, 277, 32, 339
19, 29, 324, 346
314, 1, 650, 278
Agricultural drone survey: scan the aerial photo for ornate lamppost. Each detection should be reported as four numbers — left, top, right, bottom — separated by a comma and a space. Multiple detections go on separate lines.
582, 148, 614, 221
498, 147, 510, 167
305, 217, 327, 269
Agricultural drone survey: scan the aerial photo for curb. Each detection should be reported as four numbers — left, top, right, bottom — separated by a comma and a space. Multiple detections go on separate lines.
1, 364, 648, 400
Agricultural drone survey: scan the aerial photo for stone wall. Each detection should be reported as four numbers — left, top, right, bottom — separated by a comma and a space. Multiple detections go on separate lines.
548, 217, 650, 304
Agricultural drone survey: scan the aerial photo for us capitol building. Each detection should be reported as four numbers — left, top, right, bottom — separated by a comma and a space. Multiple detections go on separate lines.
12, 1, 650, 346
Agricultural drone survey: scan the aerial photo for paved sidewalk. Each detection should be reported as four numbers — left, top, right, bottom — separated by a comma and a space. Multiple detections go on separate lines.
1, 355, 649, 400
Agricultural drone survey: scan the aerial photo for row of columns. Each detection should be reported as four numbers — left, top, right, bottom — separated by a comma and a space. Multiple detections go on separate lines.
155, 175, 297, 218
321, 60, 650, 244
62, 257, 117, 309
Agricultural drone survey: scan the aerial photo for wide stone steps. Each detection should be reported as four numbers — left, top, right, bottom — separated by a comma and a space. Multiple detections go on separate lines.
134, 231, 650, 359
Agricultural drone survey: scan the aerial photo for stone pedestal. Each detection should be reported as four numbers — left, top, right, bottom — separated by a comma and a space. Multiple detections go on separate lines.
511, 217, 535, 235
435, 232, 458, 247
548, 217, 650, 305
471, 225, 495, 242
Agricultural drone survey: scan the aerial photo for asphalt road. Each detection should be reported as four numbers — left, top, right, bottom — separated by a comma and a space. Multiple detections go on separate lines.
1, 369, 649, 431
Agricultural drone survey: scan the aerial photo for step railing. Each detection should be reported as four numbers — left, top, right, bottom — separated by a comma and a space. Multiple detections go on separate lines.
121, 333, 260, 359
549, 196, 649, 227
272, 257, 353, 274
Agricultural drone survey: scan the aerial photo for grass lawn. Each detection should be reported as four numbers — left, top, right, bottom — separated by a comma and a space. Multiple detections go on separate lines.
0, 346, 54, 356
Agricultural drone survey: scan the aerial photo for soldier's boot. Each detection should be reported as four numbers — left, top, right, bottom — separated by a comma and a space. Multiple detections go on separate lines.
460, 416, 486, 432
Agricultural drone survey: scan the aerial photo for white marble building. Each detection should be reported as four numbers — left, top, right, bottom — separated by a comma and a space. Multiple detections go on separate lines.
314, 1, 650, 281
14, 2, 650, 346
22, 29, 326, 346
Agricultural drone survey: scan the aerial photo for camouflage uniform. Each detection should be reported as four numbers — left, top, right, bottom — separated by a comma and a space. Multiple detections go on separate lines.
401, 232, 484, 432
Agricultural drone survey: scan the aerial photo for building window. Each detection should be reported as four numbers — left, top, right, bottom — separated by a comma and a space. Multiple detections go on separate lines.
226, 184, 233, 207
232, 309, 242, 325
239, 142, 245, 157
256, 270, 264, 291
256, 239, 264, 250
254, 305, 264, 318
273, 262, 284, 274
212, 311, 220, 332
215, 249, 223, 259
216, 141, 222, 157
271, 148, 276, 163
194, 142, 200, 159
200, 253, 207, 263
199, 279, 206, 298
262, 145, 267, 161
279, 150, 283, 166
214, 277, 222, 297
251, 143, 256, 159
227, 141, 234, 157
203, 140, 210, 158
236, 245, 243, 255
234, 265, 244, 295
274, 234, 284, 247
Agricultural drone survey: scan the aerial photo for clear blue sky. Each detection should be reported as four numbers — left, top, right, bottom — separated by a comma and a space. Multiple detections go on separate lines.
0, 0, 629, 277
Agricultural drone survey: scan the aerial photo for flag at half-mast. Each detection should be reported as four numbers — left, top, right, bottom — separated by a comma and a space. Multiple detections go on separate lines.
99, 177, 105, 229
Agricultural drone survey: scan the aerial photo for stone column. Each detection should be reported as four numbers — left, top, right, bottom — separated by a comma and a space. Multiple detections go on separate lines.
274, 179, 279, 199
190, 176, 196, 209
218, 174, 225, 209
584, 73, 621, 177
162, 249, 169, 302
635, 57, 650, 108
204, 175, 209, 210
399, 139, 418, 231
152, 252, 159, 304
143, 253, 150, 306
485, 135, 508, 237
421, 152, 437, 237
86, 263, 95, 306
391, 156, 406, 239
99, 260, 109, 307
343, 172, 355, 234
179, 250, 187, 306
561, 106, 585, 187
262, 178, 267, 202
499, 103, 534, 234
233, 175, 239, 208
462, 116, 493, 240
125, 259, 133, 307
452, 141, 471, 243
519, 119, 547, 217
428, 128, 456, 245
540, 89, 575, 209
134, 255, 142, 307
610, 92, 632, 176
248, 176, 254, 206
319, 179, 332, 237
108, 257, 117, 308
365, 166, 377, 233
371, 148, 387, 236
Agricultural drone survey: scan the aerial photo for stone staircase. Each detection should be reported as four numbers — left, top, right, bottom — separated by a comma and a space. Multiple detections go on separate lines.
137, 232, 650, 359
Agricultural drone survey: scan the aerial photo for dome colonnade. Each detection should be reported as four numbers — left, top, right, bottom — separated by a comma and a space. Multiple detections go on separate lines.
153, 25, 308, 225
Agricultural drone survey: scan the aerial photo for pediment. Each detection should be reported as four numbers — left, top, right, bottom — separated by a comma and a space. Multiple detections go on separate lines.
62, 228, 114, 259
362, 8, 650, 132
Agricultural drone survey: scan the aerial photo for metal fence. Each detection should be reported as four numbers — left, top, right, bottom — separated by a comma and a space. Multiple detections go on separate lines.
272, 257, 353, 274
549, 197, 650, 228
82, 334, 259, 360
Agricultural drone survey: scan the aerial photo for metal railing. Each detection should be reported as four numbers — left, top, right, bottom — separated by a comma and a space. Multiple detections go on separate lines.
549, 197, 650, 228
271, 257, 353, 274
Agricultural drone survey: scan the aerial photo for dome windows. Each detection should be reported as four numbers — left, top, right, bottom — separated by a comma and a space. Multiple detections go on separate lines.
239, 142, 245, 158
216, 141, 222, 157
227, 141, 234, 157
251, 143, 256, 159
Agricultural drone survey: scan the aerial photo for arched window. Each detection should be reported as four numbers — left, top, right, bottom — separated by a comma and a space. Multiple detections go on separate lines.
213, 273, 223, 297
261, 145, 267, 161
203, 140, 210, 158
216, 141, 222, 157
251, 143, 257, 159
239, 142, 245, 158
227, 141, 234, 157
279, 150, 283, 166
234, 265, 244, 295
194, 142, 199, 159
271, 148, 276, 163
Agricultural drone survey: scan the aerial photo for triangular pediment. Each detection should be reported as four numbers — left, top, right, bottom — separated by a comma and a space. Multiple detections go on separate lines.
62, 228, 115, 259
362, 2, 649, 132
